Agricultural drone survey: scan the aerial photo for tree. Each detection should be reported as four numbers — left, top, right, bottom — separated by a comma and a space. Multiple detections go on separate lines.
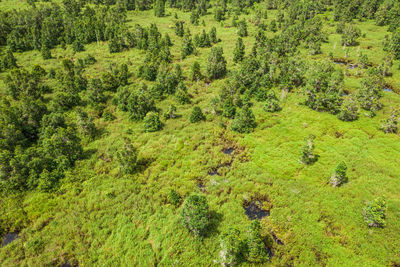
337, 97, 359, 121
41, 44, 52, 60
391, 28, 400, 59
76, 109, 96, 139
164, 105, 177, 120
154, 0, 165, 17
237, 20, 248, 37
190, 61, 203, 81
207, 47, 227, 80
357, 68, 384, 116
181, 31, 195, 59
190, 106, 205, 123
269, 19, 277, 32
175, 21, 185, 37
246, 220, 269, 263
1, 49, 17, 70
73, 39, 85, 52
231, 106, 256, 133
175, 82, 191, 104
219, 228, 243, 267
209, 27, 219, 43
181, 194, 210, 236
190, 10, 200, 25
263, 91, 281, 112
116, 140, 138, 174
301, 135, 318, 165
233, 38, 245, 63
330, 161, 348, 187
381, 109, 400, 134
87, 78, 106, 106
364, 197, 386, 228
144, 112, 163, 132
341, 24, 361, 46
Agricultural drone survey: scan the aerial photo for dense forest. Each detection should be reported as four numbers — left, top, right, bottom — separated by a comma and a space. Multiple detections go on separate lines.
0, 0, 400, 265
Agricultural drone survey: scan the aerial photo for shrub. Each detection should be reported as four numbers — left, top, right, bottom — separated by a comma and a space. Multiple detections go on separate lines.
233, 38, 245, 63
116, 140, 138, 174
246, 220, 269, 263
364, 197, 387, 228
337, 97, 359, 121
144, 112, 163, 132
190, 106, 205, 123
237, 20, 248, 37
190, 61, 203, 81
341, 24, 361, 46
263, 92, 282, 112
231, 106, 256, 133
175, 83, 191, 104
381, 109, 400, 134
219, 228, 243, 266
330, 161, 348, 187
181, 194, 210, 236
164, 105, 177, 120
168, 189, 181, 206
301, 135, 318, 165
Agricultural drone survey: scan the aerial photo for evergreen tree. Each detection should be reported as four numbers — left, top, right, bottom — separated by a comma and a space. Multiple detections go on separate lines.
190, 106, 205, 123
41, 44, 52, 60
337, 97, 359, 121
116, 140, 138, 174
330, 161, 348, 187
190, 10, 200, 25
175, 82, 191, 104
237, 20, 248, 37
231, 105, 256, 133
164, 104, 177, 120
207, 47, 227, 80
154, 0, 165, 17
190, 61, 203, 81
364, 197, 386, 228
264, 91, 281, 112
144, 112, 163, 132
246, 220, 269, 263
301, 135, 318, 165
233, 37, 245, 63
181, 194, 210, 236
181, 31, 195, 59
219, 228, 243, 266
175, 21, 185, 37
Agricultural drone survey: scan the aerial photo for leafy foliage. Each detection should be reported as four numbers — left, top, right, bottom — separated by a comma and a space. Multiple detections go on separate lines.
181, 194, 210, 236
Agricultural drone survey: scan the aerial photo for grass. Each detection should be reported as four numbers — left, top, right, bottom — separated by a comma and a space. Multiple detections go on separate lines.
1, 2, 400, 266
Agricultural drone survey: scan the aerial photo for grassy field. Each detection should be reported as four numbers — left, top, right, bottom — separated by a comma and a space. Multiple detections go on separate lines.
0, 1, 400, 266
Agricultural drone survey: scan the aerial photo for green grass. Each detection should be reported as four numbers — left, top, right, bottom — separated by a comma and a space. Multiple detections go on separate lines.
1, 2, 400, 266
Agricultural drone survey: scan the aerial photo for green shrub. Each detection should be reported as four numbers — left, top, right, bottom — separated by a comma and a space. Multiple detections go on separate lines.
116, 140, 138, 174
190, 106, 205, 123
207, 47, 227, 80
246, 220, 269, 263
219, 228, 243, 266
364, 197, 387, 228
168, 189, 181, 206
231, 106, 256, 133
330, 161, 348, 187
301, 135, 318, 165
381, 109, 400, 133
337, 97, 359, 121
144, 112, 163, 132
181, 194, 210, 236
263, 92, 282, 112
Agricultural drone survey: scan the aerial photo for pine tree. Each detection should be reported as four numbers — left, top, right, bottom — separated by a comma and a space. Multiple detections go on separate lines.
181, 31, 194, 59
330, 161, 348, 187
233, 37, 245, 63
301, 135, 318, 165
246, 220, 269, 263
181, 194, 210, 236
237, 20, 248, 37
41, 44, 52, 60
190, 106, 205, 123
144, 112, 163, 132
207, 47, 227, 80
231, 105, 256, 133
190, 61, 203, 81
154, 0, 165, 17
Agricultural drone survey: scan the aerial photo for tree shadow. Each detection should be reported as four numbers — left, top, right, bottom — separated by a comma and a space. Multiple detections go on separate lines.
205, 211, 223, 238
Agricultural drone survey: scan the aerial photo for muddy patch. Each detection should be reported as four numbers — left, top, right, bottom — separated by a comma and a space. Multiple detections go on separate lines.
243, 200, 270, 220
222, 147, 234, 155
1, 233, 19, 247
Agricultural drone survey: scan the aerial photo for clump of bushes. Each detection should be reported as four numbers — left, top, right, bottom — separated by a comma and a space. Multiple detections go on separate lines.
190, 106, 205, 123
330, 161, 348, 187
381, 109, 400, 133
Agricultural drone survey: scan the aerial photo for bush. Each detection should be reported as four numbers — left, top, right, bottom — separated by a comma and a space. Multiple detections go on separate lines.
330, 161, 348, 187
231, 106, 256, 133
381, 109, 400, 134
175, 82, 191, 104
337, 97, 359, 121
301, 135, 318, 165
116, 140, 138, 174
246, 220, 269, 263
341, 24, 361, 46
263, 92, 282, 112
207, 47, 227, 80
219, 228, 243, 266
144, 112, 163, 132
190, 106, 205, 123
190, 61, 203, 81
164, 105, 177, 120
364, 197, 386, 228
168, 189, 181, 206
181, 194, 210, 236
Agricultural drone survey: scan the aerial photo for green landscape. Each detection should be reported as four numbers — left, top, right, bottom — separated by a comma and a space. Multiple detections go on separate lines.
0, 0, 400, 266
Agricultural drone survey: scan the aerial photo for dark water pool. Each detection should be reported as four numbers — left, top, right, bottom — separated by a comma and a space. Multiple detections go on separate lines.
1, 233, 19, 247
222, 148, 234, 155
244, 201, 270, 220
384, 87, 393, 92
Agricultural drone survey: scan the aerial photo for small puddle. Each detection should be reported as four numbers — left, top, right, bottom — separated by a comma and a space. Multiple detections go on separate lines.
222, 148, 234, 155
1, 233, 19, 247
384, 87, 393, 92
334, 61, 347, 66
243, 201, 269, 220
348, 64, 358, 69
208, 169, 220, 176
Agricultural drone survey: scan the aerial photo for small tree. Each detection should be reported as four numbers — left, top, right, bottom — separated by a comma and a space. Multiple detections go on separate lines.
381, 109, 400, 134
264, 91, 281, 112
207, 47, 227, 80
76, 109, 96, 139
175, 82, 191, 104
190, 10, 200, 25
269, 19, 277, 32
246, 220, 269, 263
233, 38, 245, 63
41, 44, 52, 60
337, 97, 359, 121
1, 49, 17, 70
73, 39, 85, 52
190, 106, 205, 123
144, 112, 163, 132
237, 20, 248, 37
341, 24, 361, 46
175, 21, 185, 37
209, 27, 219, 43
190, 61, 203, 81
301, 135, 318, 165
219, 228, 243, 267
181, 194, 210, 236
231, 106, 257, 133
164, 105, 177, 120
116, 140, 138, 174
181, 31, 195, 59
364, 197, 386, 228
330, 161, 348, 187
154, 0, 165, 17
